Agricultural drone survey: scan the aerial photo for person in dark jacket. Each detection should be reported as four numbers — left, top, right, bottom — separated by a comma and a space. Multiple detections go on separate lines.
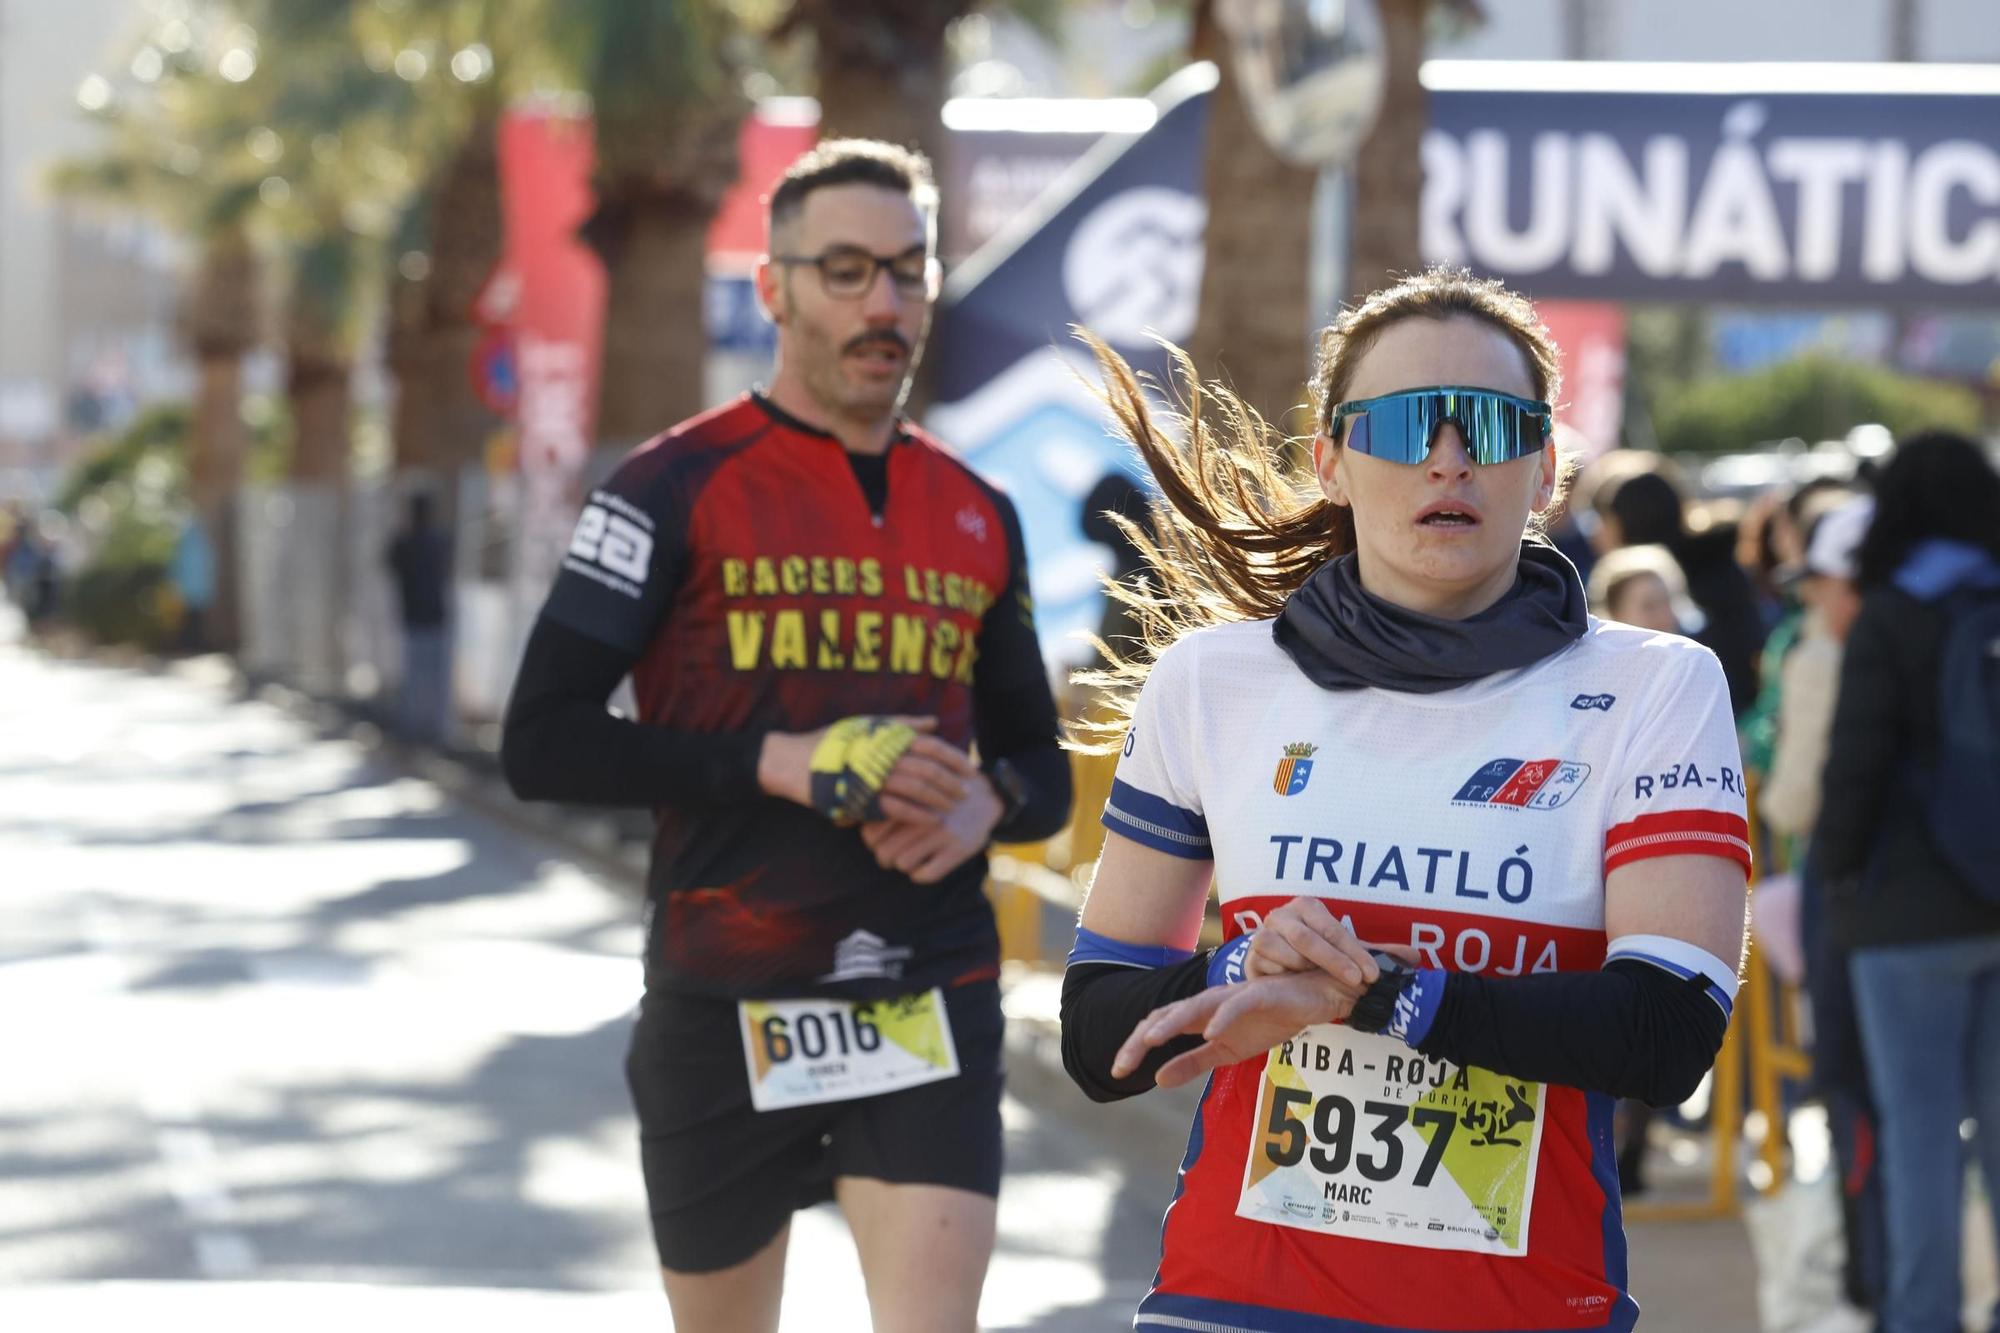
1080, 468, 1156, 664
1808, 431, 2000, 1333
1592, 461, 1766, 714
385, 492, 453, 743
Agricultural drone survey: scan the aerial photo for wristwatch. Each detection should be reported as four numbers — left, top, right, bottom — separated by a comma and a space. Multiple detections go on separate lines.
982, 757, 1029, 827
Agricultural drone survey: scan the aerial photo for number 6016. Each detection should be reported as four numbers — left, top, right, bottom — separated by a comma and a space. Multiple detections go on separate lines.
761, 1007, 883, 1065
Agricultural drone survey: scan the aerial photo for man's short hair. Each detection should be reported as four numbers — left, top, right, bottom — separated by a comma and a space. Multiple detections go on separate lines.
767, 139, 937, 243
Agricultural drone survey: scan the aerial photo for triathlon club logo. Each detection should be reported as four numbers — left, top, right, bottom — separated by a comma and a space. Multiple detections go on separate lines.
1273, 742, 1318, 797
1451, 757, 1592, 810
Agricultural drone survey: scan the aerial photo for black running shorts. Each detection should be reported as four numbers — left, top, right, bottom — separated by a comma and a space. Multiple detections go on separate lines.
624, 978, 1005, 1273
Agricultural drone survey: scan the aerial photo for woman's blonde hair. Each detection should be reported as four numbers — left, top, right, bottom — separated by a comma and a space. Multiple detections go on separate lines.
1073, 266, 1565, 751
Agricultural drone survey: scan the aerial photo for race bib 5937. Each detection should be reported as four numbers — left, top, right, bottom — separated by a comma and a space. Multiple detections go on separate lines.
1237, 1023, 1545, 1256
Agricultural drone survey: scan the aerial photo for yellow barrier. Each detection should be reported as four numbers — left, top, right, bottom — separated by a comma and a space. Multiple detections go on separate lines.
1628, 769, 1812, 1220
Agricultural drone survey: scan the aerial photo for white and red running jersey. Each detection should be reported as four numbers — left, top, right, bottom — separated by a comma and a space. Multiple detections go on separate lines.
1103, 616, 1750, 1333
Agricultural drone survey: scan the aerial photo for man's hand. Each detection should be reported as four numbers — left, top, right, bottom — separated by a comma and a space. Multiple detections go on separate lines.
758, 716, 976, 825
859, 771, 1004, 885
1112, 971, 1352, 1090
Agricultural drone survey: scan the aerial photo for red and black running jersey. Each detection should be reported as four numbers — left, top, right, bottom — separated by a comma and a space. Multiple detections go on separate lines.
539, 393, 1050, 999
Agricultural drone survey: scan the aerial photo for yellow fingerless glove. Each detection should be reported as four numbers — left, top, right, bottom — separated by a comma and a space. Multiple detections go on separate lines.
807, 715, 918, 826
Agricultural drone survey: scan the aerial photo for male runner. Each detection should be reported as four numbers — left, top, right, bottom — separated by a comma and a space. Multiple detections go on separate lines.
500, 140, 1070, 1332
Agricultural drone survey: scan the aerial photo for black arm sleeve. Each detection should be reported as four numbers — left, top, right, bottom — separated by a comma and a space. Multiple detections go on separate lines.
1415, 960, 1730, 1108
971, 487, 1071, 843
499, 617, 765, 808
1060, 955, 1212, 1103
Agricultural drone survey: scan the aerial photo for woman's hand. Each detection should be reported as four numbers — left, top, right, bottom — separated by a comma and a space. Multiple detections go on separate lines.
1245, 896, 1415, 984
1112, 971, 1352, 1090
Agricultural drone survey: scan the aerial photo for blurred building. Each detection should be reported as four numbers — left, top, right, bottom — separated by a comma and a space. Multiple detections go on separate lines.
0, 0, 182, 500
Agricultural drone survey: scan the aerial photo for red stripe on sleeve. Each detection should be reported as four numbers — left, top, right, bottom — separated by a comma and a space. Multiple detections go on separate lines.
1604, 808, 1752, 875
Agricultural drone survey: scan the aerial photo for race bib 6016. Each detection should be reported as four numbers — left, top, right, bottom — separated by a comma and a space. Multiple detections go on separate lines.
1237, 1023, 1545, 1256
738, 990, 958, 1111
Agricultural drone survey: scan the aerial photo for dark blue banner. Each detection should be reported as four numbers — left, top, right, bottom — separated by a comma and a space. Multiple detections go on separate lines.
1423, 82, 2000, 306
924, 64, 2000, 661
928, 65, 1216, 664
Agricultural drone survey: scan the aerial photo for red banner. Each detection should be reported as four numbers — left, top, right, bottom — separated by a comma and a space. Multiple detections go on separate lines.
476, 105, 606, 479
708, 105, 819, 268
1536, 301, 1626, 460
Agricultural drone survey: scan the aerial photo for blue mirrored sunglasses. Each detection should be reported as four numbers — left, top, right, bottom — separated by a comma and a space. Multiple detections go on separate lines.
1329, 386, 1552, 466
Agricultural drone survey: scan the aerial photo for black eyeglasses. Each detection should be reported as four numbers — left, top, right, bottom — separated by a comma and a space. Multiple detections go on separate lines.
772, 246, 935, 300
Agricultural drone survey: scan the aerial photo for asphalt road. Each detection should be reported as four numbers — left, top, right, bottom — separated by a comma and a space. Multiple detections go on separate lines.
0, 610, 1179, 1330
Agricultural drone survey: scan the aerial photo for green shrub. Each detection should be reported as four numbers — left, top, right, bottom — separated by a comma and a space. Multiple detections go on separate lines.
57, 404, 191, 649
1655, 355, 1983, 455
64, 509, 180, 649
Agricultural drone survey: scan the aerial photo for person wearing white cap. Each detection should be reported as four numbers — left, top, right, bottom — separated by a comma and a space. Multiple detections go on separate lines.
1762, 491, 1885, 1323
1761, 494, 1873, 840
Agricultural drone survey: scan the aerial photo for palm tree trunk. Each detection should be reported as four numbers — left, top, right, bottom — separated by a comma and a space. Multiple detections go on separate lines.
788, 1, 970, 171
388, 264, 439, 475
182, 222, 259, 652
1347, 0, 1430, 297
1187, 1, 1319, 433
190, 353, 246, 527
287, 349, 353, 483
594, 196, 713, 444
813, 42, 951, 171
424, 114, 504, 479
190, 352, 246, 650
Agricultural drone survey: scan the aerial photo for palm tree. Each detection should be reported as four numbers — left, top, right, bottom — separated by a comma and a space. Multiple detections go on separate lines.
1346, 0, 1429, 295
410, 110, 504, 479
181, 214, 262, 543
549, 0, 751, 446
769, 0, 970, 167
363, 0, 558, 484
1184, 0, 1435, 432
1184, 0, 1320, 434
772, 1, 1065, 161
51, 40, 272, 647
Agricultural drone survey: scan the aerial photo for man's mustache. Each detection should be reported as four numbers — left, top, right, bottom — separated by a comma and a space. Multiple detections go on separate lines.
842, 331, 910, 357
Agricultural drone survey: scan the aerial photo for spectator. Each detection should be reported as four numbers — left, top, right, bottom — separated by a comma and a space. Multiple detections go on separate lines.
1761, 496, 1871, 841
1588, 545, 1701, 1195
384, 493, 453, 743
1809, 432, 2000, 1333
1542, 423, 1602, 585
1761, 494, 1886, 1313
1080, 468, 1157, 664
3, 513, 59, 627
1587, 543, 1697, 636
166, 511, 216, 653
1739, 480, 1861, 785
1592, 460, 1766, 714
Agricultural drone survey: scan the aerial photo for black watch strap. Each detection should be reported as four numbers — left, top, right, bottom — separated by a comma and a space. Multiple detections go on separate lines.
1346, 956, 1417, 1035
984, 757, 1029, 825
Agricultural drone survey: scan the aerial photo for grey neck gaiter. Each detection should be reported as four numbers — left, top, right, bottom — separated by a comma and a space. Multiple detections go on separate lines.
1273, 541, 1589, 694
